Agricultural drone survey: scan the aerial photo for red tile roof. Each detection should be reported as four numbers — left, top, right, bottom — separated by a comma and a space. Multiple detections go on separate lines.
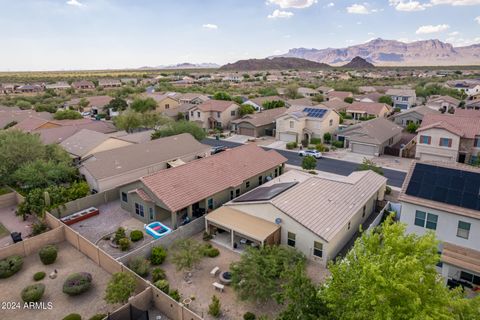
141, 144, 287, 212
196, 100, 237, 112
419, 113, 480, 139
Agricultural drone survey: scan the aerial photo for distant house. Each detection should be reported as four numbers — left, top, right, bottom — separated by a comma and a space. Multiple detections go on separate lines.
206, 169, 387, 266
80, 133, 211, 193
275, 106, 339, 144
298, 87, 319, 98
319, 99, 350, 113
177, 93, 209, 105
452, 82, 480, 97
0, 106, 53, 129
98, 79, 122, 88
67, 95, 113, 113
118, 144, 286, 228
316, 86, 334, 94
415, 112, 480, 164
142, 92, 180, 113
426, 95, 461, 112
163, 103, 196, 120
327, 91, 353, 102
72, 80, 95, 90
345, 102, 392, 120
243, 96, 285, 111
385, 88, 416, 110
337, 117, 403, 156
391, 105, 440, 127
466, 100, 480, 110
15, 84, 43, 93
231, 107, 286, 137
286, 98, 315, 107
45, 82, 71, 91
120, 78, 137, 85
188, 100, 239, 130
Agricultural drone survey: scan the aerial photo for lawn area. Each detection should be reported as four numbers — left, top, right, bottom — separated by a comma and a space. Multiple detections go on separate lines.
0, 222, 9, 238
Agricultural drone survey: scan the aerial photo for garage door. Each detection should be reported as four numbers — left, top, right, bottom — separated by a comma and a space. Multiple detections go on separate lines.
351, 143, 377, 155
279, 133, 297, 142
419, 153, 453, 162
239, 127, 255, 137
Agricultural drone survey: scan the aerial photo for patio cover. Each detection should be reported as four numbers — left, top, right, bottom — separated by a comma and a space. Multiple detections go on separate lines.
206, 206, 280, 243
167, 158, 186, 168
441, 242, 480, 274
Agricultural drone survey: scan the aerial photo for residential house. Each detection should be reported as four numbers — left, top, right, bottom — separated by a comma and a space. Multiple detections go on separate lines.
231, 107, 286, 137
466, 100, 480, 110
398, 162, 480, 288
143, 93, 180, 113
316, 86, 334, 94
120, 78, 137, 85
326, 91, 353, 102
45, 82, 71, 91
286, 98, 315, 107
415, 112, 480, 164
391, 105, 440, 127
319, 99, 350, 113
345, 102, 392, 120
206, 169, 387, 266
189, 100, 239, 130
80, 133, 210, 193
0, 83, 15, 94
15, 84, 43, 93
67, 95, 113, 114
337, 117, 403, 156
72, 80, 95, 90
452, 82, 480, 97
163, 103, 196, 120
275, 106, 339, 144
243, 96, 285, 111
426, 95, 461, 112
98, 79, 122, 88
354, 92, 382, 103
0, 106, 52, 129
118, 144, 287, 228
298, 87, 319, 98
177, 93, 209, 105
385, 88, 416, 110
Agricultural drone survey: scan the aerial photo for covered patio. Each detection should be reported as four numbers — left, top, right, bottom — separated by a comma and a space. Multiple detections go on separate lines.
205, 206, 281, 251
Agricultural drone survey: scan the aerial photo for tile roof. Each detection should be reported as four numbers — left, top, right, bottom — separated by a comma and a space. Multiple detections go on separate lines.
0, 107, 52, 129
346, 102, 391, 116
35, 121, 117, 144
385, 88, 416, 97
60, 129, 112, 157
441, 242, 480, 274
327, 91, 353, 100
340, 117, 403, 144
454, 108, 480, 118
286, 98, 314, 106
141, 144, 287, 212
231, 107, 287, 127
196, 100, 237, 112
320, 99, 350, 111
392, 105, 440, 118
419, 113, 480, 139
249, 96, 284, 107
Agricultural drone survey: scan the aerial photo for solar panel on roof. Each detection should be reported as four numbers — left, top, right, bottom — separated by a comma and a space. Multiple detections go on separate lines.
303, 107, 327, 118
233, 182, 298, 202
405, 163, 480, 211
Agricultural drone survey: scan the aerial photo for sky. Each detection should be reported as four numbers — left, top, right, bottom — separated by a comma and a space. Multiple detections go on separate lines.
0, 0, 479, 71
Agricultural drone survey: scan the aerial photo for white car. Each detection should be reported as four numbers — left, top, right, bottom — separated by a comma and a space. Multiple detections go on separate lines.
298, 149, 322, 159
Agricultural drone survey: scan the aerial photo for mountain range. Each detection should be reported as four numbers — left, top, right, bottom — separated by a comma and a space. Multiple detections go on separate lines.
271, 38, 480, 66
219, 57, 329, 71
139, 62, 219, 70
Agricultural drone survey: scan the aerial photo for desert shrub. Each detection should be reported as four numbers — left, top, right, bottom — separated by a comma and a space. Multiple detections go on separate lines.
151, 267, 166, 282
33, 271, 46, 281
315, 143, 326, 152
202, 231, 213, 241
63, 313, 82, 320
113, 227, 126, 244
169, 289, 181, 302
310, 138, 322, 145
105, 272, 136, 304
150, 246, 167, 265
154, 279, 169, 293
21, 283, 45, 302
39, 245, 58, 265
202, 244, 220, 258
32, 221, 48, 236
332, 140, 344, 148
62, 272, 93, 296
130, 230, 144, 242
208, 295, 221, 317
0, 255, 23, 278
286, 142, 297, 150
88, 314, 106, 320
244, 312, 256, 320
128, 256, 150, 277
118, 238, 130, 251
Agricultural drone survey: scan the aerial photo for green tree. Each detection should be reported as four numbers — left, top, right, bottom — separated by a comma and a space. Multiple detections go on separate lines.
170, 239, 203, 271
208, 295, 221, 318
16, 100, 32, 110
285, 84, 299, 99
323, 132, 332, 144
113, 110, 142, 133
232, 96, 244, 104
12, 160, 77, 191
323, 216, 480, 320
105, 97, 128, 112
344, 97, 354, 104
239, 104, 255, 116
105, 272, 136, 304
379, 95, 393, 105
357, 158, 383, 175
77, 98, 90, 111
151, 121, 206, 141
53, 110, 82, 120
312, 94, 324, 103
213, 92, 232, 101
262, 100, 286, 109
406, 122, 419, 133
301, 155, 317, 170
130, 97, 158, 113
258, 87, 278, 96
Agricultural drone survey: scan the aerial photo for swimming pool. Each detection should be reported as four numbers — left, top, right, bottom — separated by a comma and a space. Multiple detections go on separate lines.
144, 221, 172, 239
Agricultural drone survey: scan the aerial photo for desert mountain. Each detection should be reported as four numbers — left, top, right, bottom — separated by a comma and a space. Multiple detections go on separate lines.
342, 56, 375, 68
220, 57, 330, 71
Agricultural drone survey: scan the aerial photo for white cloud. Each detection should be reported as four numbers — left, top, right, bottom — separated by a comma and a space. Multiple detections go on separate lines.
267, 9, 294, 18
446, 36, 480, 46
326, 2, 335, 7
476, 16, 480, 24
430, 0, 480, 5
448, 31, 460, 36
266, 0, 317, 8
66, 0, 84, 7
415, 24, 450, 34
202, 24, 218, 30
347, 4, 371, 14
389, 0, 480, 11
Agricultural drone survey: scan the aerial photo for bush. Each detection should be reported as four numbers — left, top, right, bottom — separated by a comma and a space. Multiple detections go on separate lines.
32, 221, 48, 236
169, 289, 181, 302
332, 140, 344, 148
315, 143, 326, 152
203, 231, 213, 241
152, 267, 166, 282
150, 246, 167, 265
323, 132, 332, 143
154, 279, 169, 293
202, 244, 220, 258
130, 230, 144, 242
39, 245, 58, 265
0, 255, 23, 278
105, 272, 136, 304
62, 272, 93, 296
128, 256, 150, 277
286, 142, 297, 150
21, 283, 45, 302
208, 295, 221, 317
62, 313, 81, 320
244, 312, 256, 320
302, 155, 317, 170
118, 237, 130, 251
386, 185, 392, 195
33, 271, 46, 281
310, 138, 322, 145
88, 314, 106, 320
114, 227, 126, 244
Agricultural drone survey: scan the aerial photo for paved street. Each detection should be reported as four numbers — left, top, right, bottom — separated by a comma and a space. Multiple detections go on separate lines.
202, 138, 406, 188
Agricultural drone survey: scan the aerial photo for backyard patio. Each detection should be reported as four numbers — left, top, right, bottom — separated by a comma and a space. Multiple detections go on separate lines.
0, 205, 34, 248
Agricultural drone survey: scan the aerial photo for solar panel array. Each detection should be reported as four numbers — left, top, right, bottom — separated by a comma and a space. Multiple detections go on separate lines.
405, 163, 480, 211
233, 182, 298, 202
303, 108, 327, 118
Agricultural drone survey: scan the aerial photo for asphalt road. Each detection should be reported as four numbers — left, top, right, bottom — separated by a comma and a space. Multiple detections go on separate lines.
202, 138, 406, 188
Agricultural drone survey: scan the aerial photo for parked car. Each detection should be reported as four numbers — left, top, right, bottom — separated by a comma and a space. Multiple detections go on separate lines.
298, 149, 322, 158
211, 145, 228, 155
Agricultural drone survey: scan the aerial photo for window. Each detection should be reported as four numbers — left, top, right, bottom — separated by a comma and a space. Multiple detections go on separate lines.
460, 271, 480, 286
246, 181, 250, 188
362, 205, 366, 218
134, 203, 144, 217
236, 189, 240, 197
474, 137, 480, 148
348, 222, 351, 230
415, 210, 438, 230
313, 241, 323, 258
121, 192, 128, 203
217, 112, 221, 118
149, 207, 154, 221
258, 176, 263, 185
287, 232, 296, 247
289, 121, 294, 129
274, 168, 278, 177
230, 190, 234, 200
207, 198, 214, 210
457, 221, 471, 239
329, 119, 333, 126
190, 111, 194, 117
231, 111, 235, 116
402, 97, 408, 101
197, 111, 200, 117
165, 104, 170, 109
439, 138, 452, 147
420, 135, 431, 145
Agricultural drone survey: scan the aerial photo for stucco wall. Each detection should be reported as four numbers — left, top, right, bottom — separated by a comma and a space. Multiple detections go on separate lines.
415, 128, 460, 162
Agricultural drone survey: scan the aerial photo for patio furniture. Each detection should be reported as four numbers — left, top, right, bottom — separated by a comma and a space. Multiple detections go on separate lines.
10, 232, 22, 243
219, 271, 232, 285
213, 282, 224, 292
210, 266, 220, 277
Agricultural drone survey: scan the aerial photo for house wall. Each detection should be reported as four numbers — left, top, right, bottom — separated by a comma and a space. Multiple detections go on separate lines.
236, 122, 275, 137
85, 138, 133, 157
155, 97, 180, 113
393, 112, 424, 126
415, 128, 460, 162
275, 116, 306, 141
188, 104, 239, 129
276, 112, 339, 143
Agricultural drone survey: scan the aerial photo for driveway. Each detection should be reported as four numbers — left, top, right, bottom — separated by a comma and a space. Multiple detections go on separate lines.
201, 138, 407, 188
224, 134, 251, 143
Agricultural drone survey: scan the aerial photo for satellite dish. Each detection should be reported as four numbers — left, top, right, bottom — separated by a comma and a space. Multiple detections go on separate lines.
275, 218, 282, 224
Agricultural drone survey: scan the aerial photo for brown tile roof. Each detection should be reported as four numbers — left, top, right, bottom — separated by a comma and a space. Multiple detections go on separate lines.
141, 144, 287, 212
35, 121, 117, 144
327, 91, 353, 101
231, 107, 287, 127
0, 108, 52, 129
385, 88, 416, 97
454, 108, 480, 118
393, 105, 440, 117
419, 113, 480, 139
129, 188, 153, 202
427, 95, 460, 106
12, 117, 49, 132
286, 98, 314, 106
196, 100, 237, 112
417, 121, 464, 136
320, 99, 350, 111
442, 242, 480, 274
346, 102, 391, 116
340, 117, 402, 145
